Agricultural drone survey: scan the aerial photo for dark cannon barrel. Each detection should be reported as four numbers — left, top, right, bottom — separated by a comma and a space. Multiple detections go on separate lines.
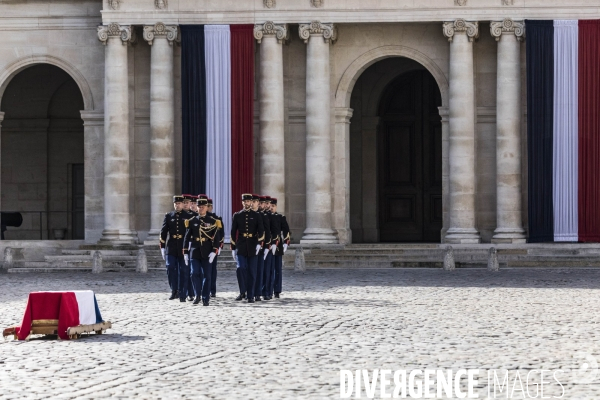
1, 212, 23, 228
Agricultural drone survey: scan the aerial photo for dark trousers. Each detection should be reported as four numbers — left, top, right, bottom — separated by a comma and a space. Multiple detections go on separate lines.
190, 258, 212, 302
165, 255, 182, 293
187, 275, 194, 298
210, 256, 218, 295
263, 252, 274, 297
273, 255, 283, 294
235, 253, 246, 295
238, 254, 258, 299
254, 251, 265, 298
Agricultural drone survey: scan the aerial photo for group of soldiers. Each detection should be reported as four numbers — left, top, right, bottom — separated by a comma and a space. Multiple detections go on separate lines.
159, 193, 290, 306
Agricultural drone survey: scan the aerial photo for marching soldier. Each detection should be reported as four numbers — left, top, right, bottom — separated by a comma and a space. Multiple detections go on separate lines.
159, 195, 188, 301
231, 193, 265, 303
206, 197, 224, 297
184, 195, 198, 301
269, 197, 290, 299
183, 197, 221, 306
253, 194, 271, 302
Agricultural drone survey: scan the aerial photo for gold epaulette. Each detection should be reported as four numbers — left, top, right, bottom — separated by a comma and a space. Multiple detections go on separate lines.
216, 219, 222, 229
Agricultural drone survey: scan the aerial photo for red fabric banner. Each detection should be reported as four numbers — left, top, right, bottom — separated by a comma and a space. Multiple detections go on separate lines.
16, 292, 80, 340
578, 20, 600, 242
230, 25, 255, 214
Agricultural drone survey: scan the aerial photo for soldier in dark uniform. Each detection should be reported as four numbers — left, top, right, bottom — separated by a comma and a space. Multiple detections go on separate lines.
206, 197, 224, 297
185, 195, 198, 301
159, 195, 188, 301
261, 196, 276, 300
183, 197, 221, 306
252, 194, 271, 302
270, 198, 290, 298
231, 193, 265, 303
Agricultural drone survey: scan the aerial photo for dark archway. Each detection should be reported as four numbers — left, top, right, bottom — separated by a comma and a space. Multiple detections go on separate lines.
1, 64, 84, 239
349, 58, 443, 243
377, 70, 442, 242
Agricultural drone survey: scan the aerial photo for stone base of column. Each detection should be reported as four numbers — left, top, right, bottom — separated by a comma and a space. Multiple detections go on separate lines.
491, 228, 527, 244
99, 229, 139, 245
144, 229, 160, 245
301, 228, 338, 244
444, 228, 481, 244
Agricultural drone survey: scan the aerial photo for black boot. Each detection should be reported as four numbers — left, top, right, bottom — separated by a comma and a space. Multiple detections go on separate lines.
235, 294, 244, 301
255, 296, 262, 301
193, 297, 201, 305
274, 293, 280, 299
168, 292, 177, 300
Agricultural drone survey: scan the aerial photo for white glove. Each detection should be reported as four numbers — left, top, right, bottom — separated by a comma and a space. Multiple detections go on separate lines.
160, 248, 166, 260
264, 248, 269, 260
184, 254, 189, 265
283, 243, 288, 254
256, 244, 261, 255
271, 244, 277, 255
232, 250, 236, 259
209, 252, 216, 263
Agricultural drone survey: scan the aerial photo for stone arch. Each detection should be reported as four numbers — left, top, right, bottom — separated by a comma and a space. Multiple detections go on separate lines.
335, 45, 449, 109
0, 54, 94, 111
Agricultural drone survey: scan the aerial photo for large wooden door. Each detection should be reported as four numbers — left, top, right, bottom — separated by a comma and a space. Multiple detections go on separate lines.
378, 70, 442, 242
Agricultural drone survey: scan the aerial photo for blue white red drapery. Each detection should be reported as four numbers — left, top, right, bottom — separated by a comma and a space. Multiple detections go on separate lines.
527, 20, 600, 242
181, 25, 255, 240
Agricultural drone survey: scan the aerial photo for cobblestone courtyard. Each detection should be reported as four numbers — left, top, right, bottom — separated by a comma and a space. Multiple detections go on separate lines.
1, 268, 600, 399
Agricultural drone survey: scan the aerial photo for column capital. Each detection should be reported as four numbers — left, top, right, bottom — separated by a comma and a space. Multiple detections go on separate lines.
490, 19, 525, 42
299, 21, 337, 44
254, 21, 289, 44
98, 23, 137, 45
443, 19, 479, 42
80, 110, 104, 126
143, 23, 179, 46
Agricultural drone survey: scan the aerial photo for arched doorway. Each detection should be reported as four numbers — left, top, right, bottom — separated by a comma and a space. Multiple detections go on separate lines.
349, 58, 443, 243
0, 64, 85, 239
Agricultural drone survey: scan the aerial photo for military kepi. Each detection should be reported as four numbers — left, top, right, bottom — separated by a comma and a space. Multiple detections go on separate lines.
173, 195, 184, 203
242, 193, 253, 201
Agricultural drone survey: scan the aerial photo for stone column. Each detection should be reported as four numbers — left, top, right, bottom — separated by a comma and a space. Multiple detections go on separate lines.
143, 23, 178, 242
299, 22, 337, 244
254, 22, 289, 213
438, 106, 450, 241
333, 107, 353, 244
97, 23, 138, 244
491, 19, 526, 243
80, 111, 105, 243
0, 111, 3, 215
442, 20, 481, 244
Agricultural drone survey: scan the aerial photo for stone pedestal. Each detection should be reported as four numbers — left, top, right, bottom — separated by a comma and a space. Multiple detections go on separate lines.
299, 21, 338, 244
442, 20, 481, 244
143, 23, 177, 243
97, 24, 138, 244
490, 19, 527, 244
254, 22, 288, 212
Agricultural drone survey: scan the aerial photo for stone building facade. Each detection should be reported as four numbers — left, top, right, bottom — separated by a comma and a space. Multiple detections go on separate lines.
0, 0, 596, 245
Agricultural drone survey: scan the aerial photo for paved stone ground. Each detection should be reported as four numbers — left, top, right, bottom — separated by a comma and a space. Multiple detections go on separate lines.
1, 268, 600, 399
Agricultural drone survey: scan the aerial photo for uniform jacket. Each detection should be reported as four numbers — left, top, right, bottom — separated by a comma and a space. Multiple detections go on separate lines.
259, 210, 272, 249
270, 212, 291, 256
183, 214, 221, 260
230, 208, 265, 257
207, 211, 225, 249
159, 211, 188, 256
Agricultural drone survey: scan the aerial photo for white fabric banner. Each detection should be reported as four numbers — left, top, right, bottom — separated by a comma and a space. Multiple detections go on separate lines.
73, 290, 97, 325
553, 20, 579, 242
205, 25, 232, 241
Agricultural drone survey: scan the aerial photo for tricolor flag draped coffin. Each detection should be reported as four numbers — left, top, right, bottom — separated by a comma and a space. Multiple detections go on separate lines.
180, 25, 255, 240
526, 20, 600, 243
